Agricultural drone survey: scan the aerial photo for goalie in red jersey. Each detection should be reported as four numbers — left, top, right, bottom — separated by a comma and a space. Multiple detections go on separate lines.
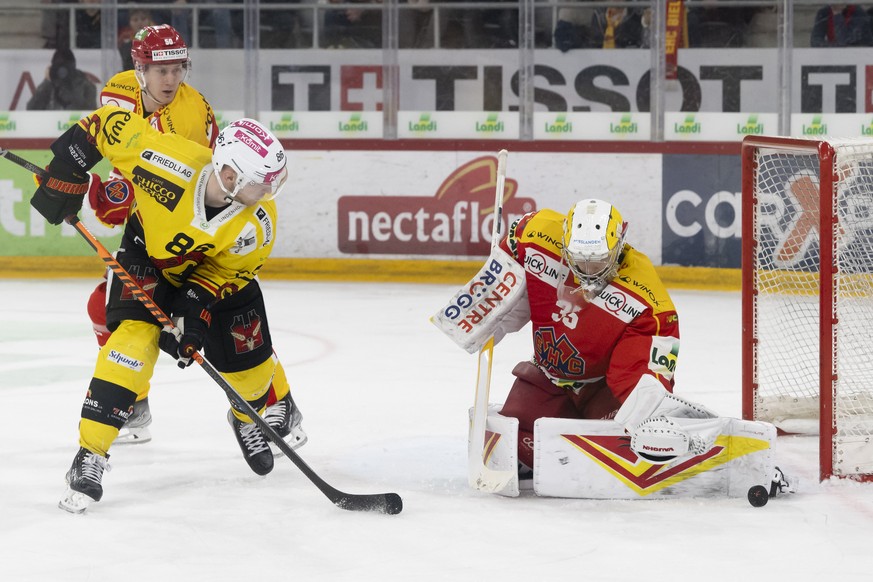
435, 198, 721, 485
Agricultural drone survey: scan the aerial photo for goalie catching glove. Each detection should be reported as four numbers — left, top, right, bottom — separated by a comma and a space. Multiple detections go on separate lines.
30, 158, 94, 225
158, 284, 214, 368
615, 377, 722, 464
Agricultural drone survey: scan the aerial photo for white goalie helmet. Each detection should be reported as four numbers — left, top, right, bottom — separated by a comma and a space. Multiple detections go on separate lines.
212, 119, 288, 202
561, 198, 628, 298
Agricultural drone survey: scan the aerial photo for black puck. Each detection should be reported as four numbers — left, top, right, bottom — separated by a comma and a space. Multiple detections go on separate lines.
747, 485, 769, 507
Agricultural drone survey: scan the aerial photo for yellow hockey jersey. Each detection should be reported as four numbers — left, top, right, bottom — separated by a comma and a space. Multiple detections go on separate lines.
79, 105, 276, 298
100, 70, 217, 148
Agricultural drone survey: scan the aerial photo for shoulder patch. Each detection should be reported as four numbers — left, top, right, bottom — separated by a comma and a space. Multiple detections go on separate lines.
255, 207, 274, 248
589, 284, 647, 323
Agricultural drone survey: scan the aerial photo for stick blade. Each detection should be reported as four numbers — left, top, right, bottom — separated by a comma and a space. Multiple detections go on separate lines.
333, 492, 403, 515
471, 466, 515, 493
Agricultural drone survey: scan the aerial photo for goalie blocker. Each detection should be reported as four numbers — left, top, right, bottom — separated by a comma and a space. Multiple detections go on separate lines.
473, 405, 780, 500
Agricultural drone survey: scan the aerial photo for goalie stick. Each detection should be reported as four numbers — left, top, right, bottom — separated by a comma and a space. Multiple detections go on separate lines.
0, 147, 403, 515
468, 149, 515, 492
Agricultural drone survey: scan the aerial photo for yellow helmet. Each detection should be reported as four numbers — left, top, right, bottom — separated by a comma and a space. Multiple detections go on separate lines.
561, 199, 627, 298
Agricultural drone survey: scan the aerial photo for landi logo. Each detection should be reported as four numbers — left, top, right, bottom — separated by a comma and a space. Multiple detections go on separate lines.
674, 114, 701, 135
0, 114, 15, 132
409, 113, 436, 134
610, 114, 638, 135
802, 115, 826, 136
475, 113, 504, 133
862, 118, 873, 136
337, 155, 535, 255
737, 114, 764, 135
57, 114, 81, 131
544, 114, 572, 134
339, 113, 367, 132
271, 114, 299, 133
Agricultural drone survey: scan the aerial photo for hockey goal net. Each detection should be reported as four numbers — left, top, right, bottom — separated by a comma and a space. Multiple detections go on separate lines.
742, 136, 873, 481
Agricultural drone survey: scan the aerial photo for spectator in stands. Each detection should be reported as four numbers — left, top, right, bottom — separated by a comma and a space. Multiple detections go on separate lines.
261, 0, 306, 48
554, 0, 646, 51
442, 0, 517, 48
322, 0, 382, 48
171, 0, 236, 49
118, 9, 155, 70
76, 0, 102, 48
41, 0, 70, 49
400, 0, 434, 48
810, 4, 873, 47
26, 48, 97, 111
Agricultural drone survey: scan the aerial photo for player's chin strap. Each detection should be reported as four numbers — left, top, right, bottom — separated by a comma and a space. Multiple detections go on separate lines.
615, 378, 721, 464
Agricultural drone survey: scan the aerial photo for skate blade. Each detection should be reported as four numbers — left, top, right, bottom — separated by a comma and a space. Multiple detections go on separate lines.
113, 426, 153, 445
270, 429, 308, 458
58, 489, 95, 514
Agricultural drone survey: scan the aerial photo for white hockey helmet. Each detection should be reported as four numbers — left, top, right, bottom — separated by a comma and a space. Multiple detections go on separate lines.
561, 199, 627, 298
212, 119, 288, 203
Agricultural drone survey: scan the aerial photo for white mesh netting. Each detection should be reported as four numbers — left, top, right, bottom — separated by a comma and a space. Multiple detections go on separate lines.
751, 139, 873, 476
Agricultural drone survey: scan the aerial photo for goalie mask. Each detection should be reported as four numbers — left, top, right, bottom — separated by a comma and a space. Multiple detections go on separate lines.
131, 25, 190, 104
212, 119, 288, 203
561, 199, 627, 299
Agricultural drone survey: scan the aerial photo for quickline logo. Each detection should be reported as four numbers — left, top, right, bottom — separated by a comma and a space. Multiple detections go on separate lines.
610, 114, 638, 134
0, 113, 16, 132
544, 114, 572, 134
57, 114, 81, 131
409, 113, 437, 133
476, 113, 503, 133
339, 113, 368, 132
674, 114, 700, 134
802, 115, 826, 135
271, 114, 299, 132
737, 114, 764, 135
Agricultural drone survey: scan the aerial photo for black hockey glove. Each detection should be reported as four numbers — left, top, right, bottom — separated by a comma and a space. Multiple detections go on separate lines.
30, 158, 91, 225
159, 284, 214, 369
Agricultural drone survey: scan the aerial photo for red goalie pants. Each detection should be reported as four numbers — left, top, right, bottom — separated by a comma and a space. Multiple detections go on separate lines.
499, 361, 621, 469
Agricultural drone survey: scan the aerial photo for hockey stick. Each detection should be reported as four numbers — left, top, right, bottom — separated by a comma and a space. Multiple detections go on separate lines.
468, 149, 515, 492
0, 147, 402, 515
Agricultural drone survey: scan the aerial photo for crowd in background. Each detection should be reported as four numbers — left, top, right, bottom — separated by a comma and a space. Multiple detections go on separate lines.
31, 1, 873, 52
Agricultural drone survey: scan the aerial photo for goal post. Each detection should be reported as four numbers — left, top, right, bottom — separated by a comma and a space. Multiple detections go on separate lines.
741, 135, 873, 482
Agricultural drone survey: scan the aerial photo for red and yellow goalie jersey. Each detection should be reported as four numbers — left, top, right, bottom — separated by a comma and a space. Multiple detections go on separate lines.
93, 70, 218, 226
500, 208, 679, 404
81, 106, 275, 296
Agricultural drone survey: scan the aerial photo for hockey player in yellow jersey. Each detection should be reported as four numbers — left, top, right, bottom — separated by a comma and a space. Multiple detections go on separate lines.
31, 107, 301, 513
84, 25, 301, 449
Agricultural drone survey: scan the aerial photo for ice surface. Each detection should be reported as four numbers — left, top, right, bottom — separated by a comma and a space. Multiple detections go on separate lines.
1, 279, 871, 581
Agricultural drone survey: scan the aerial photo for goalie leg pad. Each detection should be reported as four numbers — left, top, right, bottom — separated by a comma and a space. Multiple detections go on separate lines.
469, 404, 520, 497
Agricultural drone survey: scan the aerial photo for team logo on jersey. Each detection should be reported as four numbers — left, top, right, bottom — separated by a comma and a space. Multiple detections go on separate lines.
649, 336, 679, 379
230, 310, 264, 354
141, 150, 194, 180
523, 250, 562, 287
230, 223, 258, 256
534, 327, 585, 378
590, 285, 645, 323
131, 165, 184, 211
255, 207, 273, 248
104, 179, 131, 205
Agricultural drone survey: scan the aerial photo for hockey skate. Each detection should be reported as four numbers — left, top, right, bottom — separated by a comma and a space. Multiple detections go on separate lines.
58, 447, 110, 514
114, 397, 152, 445
227, 410, 274, 475
263, 392, 307, 456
